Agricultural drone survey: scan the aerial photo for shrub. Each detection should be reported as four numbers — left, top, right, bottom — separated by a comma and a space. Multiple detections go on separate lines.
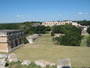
53, 24, 82, 46
5, 62, 9, 67
23, 38, 29, 44
51, 32, 55, 36
87, 35, 90, 47
87, 26, 90, 34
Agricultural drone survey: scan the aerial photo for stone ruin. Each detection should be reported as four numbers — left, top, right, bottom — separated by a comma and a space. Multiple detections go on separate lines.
57, 58, 72, 68
21, 60, 31, 66
34, 60, 56, 67
7, 53, 18, 63
0, 54, 8, 68
0, 53, 72, 68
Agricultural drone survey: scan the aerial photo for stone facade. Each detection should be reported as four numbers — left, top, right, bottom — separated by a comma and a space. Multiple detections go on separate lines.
26, 34, 40, 44
57, 58, 71, 68
42, 21, 80, 27
0, 30, 24, 52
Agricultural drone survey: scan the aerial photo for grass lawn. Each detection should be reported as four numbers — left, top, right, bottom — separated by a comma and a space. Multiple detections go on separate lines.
13, 34, 90, 67
80, 34, 89, 46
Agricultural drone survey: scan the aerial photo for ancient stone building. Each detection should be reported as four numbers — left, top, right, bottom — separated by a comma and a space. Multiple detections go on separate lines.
42, 21, 80, 27
0, 30, 24, 52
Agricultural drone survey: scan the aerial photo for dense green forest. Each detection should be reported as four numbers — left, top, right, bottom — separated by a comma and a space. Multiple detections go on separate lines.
77, 20, 90, 26
0, 22, 40, 34
0, 21, 50, 35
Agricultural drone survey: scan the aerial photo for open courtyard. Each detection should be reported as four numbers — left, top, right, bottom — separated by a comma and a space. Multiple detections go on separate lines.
14, 34, 90, 67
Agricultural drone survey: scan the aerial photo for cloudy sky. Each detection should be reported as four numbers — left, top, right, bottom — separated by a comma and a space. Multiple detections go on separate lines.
0, 0, 90, 23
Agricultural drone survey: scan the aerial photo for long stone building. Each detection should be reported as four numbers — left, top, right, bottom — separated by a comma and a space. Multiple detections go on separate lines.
42, 21, 80, 27
0, 30, 24, 52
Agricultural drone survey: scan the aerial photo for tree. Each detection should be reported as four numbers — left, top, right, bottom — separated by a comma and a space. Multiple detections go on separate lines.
87, 26, 90, 34
59, 33, 82, 46
21, 22, 33, 35
52, 25, 64, 34
32, 25, 47, 34
45, 26, 51, 31
0, 23, 20, 29
52, 24, 81, 34
53, 24, 82, 46
77, 20, 90, 26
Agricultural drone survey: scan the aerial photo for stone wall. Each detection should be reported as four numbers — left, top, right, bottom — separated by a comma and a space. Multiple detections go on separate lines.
0, 43, 8, 52
0, 30, 24, 52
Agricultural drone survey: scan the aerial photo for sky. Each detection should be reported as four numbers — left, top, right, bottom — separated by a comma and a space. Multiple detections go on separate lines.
0, 0, 90, 23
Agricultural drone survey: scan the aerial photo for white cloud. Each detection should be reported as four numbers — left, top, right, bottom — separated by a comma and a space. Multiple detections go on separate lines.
16, 14, 26, 19
77, 12, 88, 15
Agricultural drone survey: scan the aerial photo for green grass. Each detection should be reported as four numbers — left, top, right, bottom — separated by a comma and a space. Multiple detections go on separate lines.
9, 62, 42, 68
14, 34, 90, 67
80, 34, 89, 47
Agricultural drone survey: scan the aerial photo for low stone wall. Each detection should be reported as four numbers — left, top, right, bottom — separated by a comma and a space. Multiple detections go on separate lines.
8, 44, 24, 53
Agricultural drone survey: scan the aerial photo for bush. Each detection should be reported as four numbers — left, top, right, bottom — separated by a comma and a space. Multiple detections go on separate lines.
52, 24, 81, 34
45, 26, 51, 31
29, 62, 41, 68
55, 33, 82, 46
5, 62, 9, 67
87, 35, 90, 47
78, 20, 90, 26
9, 62, 41, 68
32, 25, 47, 34
52, 25, 64, 34
53, 37, 61, 45
87, 26, 90, 34
53, 24, 82, 46
23, 38, 29, 44
51, 32, 55, 36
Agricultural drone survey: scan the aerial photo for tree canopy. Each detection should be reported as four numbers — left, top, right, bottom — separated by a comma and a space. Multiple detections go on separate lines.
53, 24, 82, 46
87, 26, 90, 34
77, 20, 90, 26
0, 22, 50, 35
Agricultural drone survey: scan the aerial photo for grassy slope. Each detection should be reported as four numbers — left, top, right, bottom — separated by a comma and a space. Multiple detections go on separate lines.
14, 34, 90, 67
80, 34, 89, 47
